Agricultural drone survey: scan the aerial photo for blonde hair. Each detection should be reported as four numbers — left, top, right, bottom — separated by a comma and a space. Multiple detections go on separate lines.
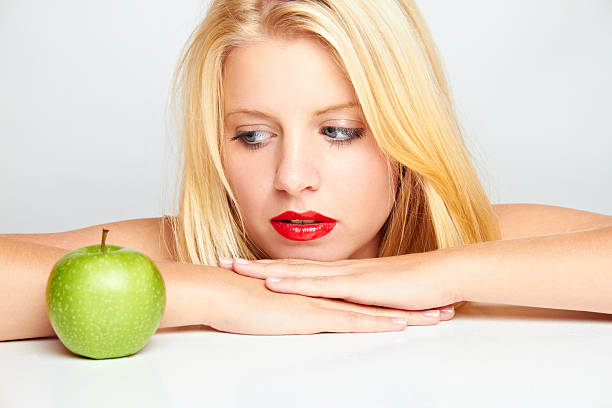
163, 0, 501, 284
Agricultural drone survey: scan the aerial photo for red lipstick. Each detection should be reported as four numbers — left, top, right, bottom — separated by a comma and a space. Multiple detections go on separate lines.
270, 210, 336, 241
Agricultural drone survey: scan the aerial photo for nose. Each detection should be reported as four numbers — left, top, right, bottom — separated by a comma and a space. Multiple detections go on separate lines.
272, 132, 320, 196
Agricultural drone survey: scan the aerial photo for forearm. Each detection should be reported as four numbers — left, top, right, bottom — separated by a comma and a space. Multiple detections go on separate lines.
453, 226, 612, 313
0, 237, 227, 341
0, 237, 67, 340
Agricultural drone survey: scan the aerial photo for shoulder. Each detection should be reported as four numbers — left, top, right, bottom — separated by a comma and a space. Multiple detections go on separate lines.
115, 215, 178, 261
491, 203, 612, 240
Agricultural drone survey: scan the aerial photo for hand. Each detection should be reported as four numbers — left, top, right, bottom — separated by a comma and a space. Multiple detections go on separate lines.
218, 251, 462, 317
206, 267, 454, 336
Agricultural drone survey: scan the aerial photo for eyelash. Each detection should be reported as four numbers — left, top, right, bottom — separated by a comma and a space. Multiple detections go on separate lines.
230, 127, 365, 151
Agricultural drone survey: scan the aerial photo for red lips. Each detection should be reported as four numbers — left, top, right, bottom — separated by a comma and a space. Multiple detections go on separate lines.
270, 211, 336, 241
270, 211, 335, 222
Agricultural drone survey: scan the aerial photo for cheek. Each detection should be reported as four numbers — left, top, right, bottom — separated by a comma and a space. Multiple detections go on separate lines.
328, 148, 395, 225
224, 154, 269, 214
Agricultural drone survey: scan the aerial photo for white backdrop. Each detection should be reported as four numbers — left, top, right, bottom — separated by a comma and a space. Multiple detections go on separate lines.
1, 0, 610, 233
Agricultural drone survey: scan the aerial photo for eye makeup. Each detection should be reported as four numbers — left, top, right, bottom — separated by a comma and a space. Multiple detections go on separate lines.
229, 126, 365, 151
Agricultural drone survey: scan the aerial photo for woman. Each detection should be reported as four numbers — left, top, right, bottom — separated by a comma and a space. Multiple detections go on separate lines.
1, 0, 610, 341
169, 0, 612, 314
167, 0, 611, 314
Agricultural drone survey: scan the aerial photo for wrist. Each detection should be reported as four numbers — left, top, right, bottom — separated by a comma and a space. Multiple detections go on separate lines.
440, 243, 477, 304
155, 261, 223, 329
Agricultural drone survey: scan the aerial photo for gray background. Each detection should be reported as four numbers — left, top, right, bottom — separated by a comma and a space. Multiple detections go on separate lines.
1, 0, 610, 233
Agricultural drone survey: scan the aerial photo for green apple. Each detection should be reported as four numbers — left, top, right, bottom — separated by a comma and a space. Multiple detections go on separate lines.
46, 228, 166, 359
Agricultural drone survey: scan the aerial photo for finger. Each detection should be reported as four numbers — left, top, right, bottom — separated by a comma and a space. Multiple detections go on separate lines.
265, 274, 354, 299
312, 308, 411, 333
218, 257, 298, 269
265, 273, 396, 308
253, 258, 357, 267
312, 298, 442, 326
266, 274, 450, 314
253, 258, 327, 265
267, 273, 421, 312
229, 258, 354, 279
439, 304, 455, 321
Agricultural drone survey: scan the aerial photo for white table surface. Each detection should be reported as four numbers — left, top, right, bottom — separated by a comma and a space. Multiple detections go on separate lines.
2, 302, 611, 408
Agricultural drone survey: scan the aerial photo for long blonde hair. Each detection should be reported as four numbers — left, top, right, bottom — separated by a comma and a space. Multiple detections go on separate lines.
163, 0, 501, 271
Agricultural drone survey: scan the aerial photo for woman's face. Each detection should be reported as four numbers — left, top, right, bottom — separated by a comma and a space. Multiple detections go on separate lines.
221, 36, 396, 261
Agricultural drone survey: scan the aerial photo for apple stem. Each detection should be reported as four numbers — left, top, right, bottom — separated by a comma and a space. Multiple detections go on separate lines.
101, 228, 109, 253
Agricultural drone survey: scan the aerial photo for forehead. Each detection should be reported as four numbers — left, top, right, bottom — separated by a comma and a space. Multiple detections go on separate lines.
222, 36, 358, 113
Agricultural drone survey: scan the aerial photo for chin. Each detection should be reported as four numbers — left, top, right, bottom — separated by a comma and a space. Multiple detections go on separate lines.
266, 245, 349, 262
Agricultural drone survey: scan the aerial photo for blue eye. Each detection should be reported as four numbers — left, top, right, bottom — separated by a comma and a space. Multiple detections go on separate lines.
321, 126, 364, 148
230, 127, 364, 151
230, 131, 270, 150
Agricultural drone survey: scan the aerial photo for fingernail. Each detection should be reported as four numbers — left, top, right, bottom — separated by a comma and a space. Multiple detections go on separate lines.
235, 258, 250, 264
267, 277, 282, 283
218, 257, 233, 265
392, 317, 408, 325
423, 310, 440, 317
441, 306, 454, 314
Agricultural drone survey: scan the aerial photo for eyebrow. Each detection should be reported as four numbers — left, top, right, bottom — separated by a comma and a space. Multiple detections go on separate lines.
225, 102, 361, 120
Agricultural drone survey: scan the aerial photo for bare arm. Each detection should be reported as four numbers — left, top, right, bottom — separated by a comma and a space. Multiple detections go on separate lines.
0, 237, 223, 341
453, 225, 612, 314
1, 236, 436, 341
1, 216, 176, 262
